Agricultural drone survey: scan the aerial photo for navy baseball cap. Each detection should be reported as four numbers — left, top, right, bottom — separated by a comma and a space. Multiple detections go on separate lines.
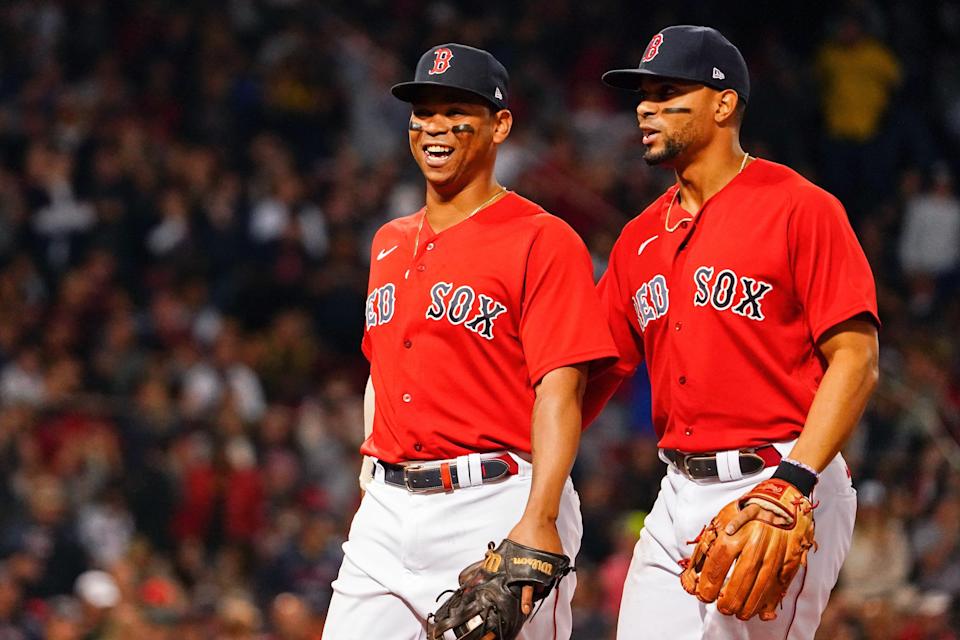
392, 43, 509, 111
602, 26, 750, 103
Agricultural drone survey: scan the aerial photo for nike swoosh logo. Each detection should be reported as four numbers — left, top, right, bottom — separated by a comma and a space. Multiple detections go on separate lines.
376, 245, 398, 261
637, 235, 659, 256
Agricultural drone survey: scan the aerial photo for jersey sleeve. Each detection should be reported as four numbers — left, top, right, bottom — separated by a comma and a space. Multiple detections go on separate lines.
788, 188, 880, 343
519, 218, 618, 386
360, 229, 383, 362
582, 234, 645, 425
361, 328, 371, 360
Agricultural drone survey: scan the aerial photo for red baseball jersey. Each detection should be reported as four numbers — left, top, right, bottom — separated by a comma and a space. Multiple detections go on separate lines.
362, 192, 618, 463
586, 159, 879, 451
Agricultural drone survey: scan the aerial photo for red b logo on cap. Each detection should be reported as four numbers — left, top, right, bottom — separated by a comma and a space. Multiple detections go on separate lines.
642, 34, 664, 62
428, 48, 454, 75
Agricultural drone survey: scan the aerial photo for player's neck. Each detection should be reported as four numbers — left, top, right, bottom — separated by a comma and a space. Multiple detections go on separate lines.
425, 174, 504, 232
673, 139, 748, 214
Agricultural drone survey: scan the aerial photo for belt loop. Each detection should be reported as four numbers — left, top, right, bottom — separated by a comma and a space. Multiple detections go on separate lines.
716, 450, 743, 482
439, 463, 454, 491
456, 455, 472, 488
467, 454, 483, 487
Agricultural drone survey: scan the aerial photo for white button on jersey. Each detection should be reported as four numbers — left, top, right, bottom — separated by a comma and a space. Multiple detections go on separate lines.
402, 393, 412, 403
427, 242, 435, 250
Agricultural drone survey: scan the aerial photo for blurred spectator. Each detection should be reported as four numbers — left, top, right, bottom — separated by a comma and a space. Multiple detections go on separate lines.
74, 569, 120, 638
267, 593, 321, 640
257, 513, 342, 616
839, 480, 911, 602
171, 436, 264, 550
215, 593, 260, 640
898, 165, 960, 314
816, 11, 902, 215
0, 567, 26, 639
911, 493, 960, 595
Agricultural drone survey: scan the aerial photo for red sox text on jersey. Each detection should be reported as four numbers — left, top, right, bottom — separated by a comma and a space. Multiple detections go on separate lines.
366, 281, 508, 340
631, 267, 773, 332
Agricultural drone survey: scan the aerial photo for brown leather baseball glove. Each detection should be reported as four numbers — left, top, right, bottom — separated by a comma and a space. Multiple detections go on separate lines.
679, 479, 816, 621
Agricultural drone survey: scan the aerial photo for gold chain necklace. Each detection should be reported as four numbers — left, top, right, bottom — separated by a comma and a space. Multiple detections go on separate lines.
664, 153, 751, 233
413, 187, 508, 257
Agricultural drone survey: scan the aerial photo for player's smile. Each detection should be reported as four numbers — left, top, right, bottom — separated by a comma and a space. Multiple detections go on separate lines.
422, 143, 455, 167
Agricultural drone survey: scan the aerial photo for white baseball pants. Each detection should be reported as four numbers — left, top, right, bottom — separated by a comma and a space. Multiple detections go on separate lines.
617, 441, 856, 640
322, 454, 583, 640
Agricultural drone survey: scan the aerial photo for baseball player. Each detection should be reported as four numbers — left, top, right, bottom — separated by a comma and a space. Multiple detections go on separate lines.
585, 26, 880, 639
322, 44, 618, 640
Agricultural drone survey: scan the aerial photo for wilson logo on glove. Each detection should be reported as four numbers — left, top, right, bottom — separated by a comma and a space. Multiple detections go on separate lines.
510, 557, 555, 575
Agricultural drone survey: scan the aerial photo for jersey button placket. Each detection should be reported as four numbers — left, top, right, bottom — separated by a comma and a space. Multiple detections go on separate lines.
402, 393, 412, 403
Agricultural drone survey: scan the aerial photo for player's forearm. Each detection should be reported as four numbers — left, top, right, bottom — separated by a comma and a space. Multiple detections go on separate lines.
787, 321, 879, 472
363, 375, 374, 439
359, 376, 376, 493
522, 365, 587, 522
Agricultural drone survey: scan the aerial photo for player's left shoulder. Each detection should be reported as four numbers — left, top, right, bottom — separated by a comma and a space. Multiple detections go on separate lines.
507, 192, 588, 247
745, 159, 845, 216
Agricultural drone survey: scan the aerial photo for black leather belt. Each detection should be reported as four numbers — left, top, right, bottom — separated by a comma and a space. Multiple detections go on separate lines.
662, 445, 781, 480
379, 454, 518, 493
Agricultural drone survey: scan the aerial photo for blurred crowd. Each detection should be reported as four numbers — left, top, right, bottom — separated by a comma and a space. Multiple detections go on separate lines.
0, 1, 957, 638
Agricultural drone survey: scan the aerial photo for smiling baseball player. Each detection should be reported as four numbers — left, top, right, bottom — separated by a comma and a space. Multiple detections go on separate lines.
322, 44, 617, 640
585, 26, 880, 639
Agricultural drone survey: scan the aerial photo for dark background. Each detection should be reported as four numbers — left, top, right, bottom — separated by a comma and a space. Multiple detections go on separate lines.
0, 1, 957, 638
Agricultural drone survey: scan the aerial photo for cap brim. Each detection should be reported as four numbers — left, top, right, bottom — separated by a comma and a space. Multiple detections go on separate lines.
390, 81, 505, 110
602, 68, 707, 91
601, 69, 747, 101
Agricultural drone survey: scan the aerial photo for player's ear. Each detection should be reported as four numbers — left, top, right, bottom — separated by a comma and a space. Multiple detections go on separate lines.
714, 90, 739, 126
492, 109, 513, 144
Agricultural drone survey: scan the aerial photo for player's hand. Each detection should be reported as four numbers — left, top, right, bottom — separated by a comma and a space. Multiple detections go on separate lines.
723, 498, 792, 534
506, 517, 564, 614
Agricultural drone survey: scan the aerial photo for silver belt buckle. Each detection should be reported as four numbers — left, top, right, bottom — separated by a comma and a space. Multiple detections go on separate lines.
402, 464, 422, 491
679, 453, 702, 478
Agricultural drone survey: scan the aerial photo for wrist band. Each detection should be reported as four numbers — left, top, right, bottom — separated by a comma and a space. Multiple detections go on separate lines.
782, 457, 819, 476
771, 458, 818, 497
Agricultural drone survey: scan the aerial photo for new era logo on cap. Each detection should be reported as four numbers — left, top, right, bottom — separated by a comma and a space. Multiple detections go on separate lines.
495, 87, 503, 99
712, 67, 725, 80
